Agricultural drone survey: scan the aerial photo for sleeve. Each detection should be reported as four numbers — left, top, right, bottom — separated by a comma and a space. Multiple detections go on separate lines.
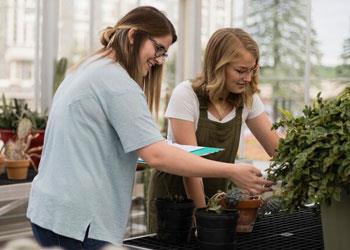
246, 94, 265, 120
165, 82, 198, 122
102, 89, 163, 153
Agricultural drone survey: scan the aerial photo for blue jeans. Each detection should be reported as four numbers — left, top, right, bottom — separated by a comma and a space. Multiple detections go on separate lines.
31, 223, 110, 250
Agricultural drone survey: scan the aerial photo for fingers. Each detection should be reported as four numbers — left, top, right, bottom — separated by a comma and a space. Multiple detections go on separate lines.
249, 166, 263, 176
246, 185, 272, 195
259, 178, 274, 187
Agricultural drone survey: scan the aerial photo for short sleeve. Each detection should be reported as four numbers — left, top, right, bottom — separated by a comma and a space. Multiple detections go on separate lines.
102, 89, 163, 153
246, 94, 265, 120
165, 81, 199, 122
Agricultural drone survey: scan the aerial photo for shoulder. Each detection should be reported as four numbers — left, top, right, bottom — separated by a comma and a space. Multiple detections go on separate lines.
170, 80, 198, 104
173, 80, 195, 94
166, 80, 199, 121
88, 59, 142, 94
243, 93, 265, 120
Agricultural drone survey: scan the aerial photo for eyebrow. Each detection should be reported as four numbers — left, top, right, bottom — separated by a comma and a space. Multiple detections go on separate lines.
235, 64, 258, 70
236, 65, 256, 69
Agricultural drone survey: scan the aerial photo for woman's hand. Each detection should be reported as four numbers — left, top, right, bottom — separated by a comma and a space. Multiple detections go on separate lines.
230, 163, 273, 194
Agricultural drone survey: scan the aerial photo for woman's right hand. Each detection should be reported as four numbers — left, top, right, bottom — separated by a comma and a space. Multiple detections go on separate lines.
230, 163, 273, 194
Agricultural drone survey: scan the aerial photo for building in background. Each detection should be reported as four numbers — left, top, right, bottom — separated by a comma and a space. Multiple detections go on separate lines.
0, 0, 36, 104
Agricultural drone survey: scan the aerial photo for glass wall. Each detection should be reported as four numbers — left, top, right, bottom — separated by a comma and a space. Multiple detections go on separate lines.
0, 0, 38, 109
0, 0, 349, 160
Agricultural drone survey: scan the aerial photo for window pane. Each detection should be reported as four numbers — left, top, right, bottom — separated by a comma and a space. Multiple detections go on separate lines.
58, 0, 91, 63
201, 0, 235, 48
0, 0, 38, 109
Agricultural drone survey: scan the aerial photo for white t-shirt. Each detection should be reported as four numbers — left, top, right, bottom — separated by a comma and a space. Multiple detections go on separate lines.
165, 80, 265, 141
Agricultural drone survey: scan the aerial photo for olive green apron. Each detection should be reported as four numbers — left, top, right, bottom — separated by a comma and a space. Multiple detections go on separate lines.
147, 91, 243, 233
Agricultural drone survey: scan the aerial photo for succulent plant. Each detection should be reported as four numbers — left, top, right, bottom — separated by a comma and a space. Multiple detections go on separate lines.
206, 191, 226, 214
224, 187, 250, 208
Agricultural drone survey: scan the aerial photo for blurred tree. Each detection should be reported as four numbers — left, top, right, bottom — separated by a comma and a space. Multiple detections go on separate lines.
336, 33, 350, 78
246, 0, 322, 120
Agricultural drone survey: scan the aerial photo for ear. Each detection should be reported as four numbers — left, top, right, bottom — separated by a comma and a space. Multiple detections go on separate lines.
127, 28, 137, 45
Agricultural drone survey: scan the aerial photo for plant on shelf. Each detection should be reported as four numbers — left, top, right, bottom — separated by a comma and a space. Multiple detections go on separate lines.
1, 118, 42, 180
266, 87, 350, 250
0, 94, 47, 166
0, 94, 47, 133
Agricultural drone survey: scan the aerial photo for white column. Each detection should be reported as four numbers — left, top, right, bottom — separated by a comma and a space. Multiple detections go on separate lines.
175, 0, 201, 84
40, 0, 59, 112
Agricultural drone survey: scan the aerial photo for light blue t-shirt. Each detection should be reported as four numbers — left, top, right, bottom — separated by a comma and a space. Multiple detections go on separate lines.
27, 57, 163, 245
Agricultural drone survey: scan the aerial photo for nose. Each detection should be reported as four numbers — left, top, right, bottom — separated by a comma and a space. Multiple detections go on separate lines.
242, 72, 252, 82
154, 56, 165, 65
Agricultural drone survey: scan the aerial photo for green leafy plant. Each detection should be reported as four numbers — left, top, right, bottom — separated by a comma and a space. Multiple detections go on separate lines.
0, 94, 22, 130
0, 94, 47, 131
267, 87, 350, 211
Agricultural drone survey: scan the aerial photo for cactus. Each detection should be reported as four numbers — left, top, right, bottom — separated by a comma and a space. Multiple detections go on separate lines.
2, 118, 42, 171
53, 57, 68, 95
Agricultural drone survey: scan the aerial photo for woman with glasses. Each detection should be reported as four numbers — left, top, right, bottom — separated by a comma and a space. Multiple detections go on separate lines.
147, 28, 280, 233
27, 7, 272, 249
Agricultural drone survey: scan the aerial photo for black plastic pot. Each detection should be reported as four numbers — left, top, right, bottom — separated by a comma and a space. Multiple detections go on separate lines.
195, 208, 239, 250
156, 198, 195, 244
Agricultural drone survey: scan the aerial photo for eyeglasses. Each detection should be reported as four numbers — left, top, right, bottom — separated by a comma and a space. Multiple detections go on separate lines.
232, 64, 260, 77
148, 36, 168, 59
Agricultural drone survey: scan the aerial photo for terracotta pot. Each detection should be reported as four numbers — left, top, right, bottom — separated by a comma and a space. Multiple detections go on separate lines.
5, 159, 31, 180
235, 198, 263, 233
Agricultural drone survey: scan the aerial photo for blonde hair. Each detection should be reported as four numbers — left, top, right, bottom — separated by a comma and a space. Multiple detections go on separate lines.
192, 28, 260, 108
75, 6, 176, 115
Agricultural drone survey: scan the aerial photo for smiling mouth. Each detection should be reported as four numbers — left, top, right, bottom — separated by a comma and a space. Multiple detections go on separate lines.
147, 60, 155, 71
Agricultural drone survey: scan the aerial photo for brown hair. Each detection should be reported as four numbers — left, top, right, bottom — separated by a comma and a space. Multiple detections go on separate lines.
192, 28, 259, 108
76, 6, 177, 115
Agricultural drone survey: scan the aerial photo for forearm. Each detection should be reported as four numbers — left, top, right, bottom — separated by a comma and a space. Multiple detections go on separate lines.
183, 177, 206, 208
139, 141, 232, 178
138, 141, 273, 194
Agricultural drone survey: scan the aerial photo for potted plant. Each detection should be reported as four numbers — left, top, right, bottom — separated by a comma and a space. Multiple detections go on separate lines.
0, 94, 47, 166
222, 187, 263, 233
1, 118, 42, 180
155, 195, 195, 244
266, 87, 350, 250
195, 192, 239, 250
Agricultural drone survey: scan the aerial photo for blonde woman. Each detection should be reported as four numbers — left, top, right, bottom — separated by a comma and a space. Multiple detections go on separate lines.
148, 28, 280, 232
27, 8, 272, 249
